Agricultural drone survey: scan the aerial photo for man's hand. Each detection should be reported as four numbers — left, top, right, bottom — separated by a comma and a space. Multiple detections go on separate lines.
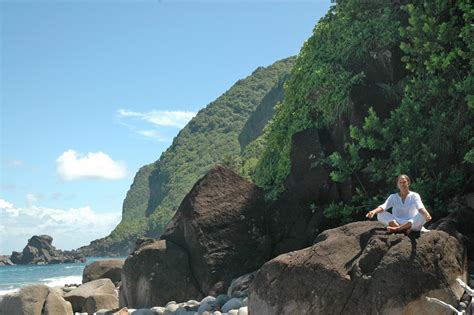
420, 208, 432, 221
366, 210, 375, 219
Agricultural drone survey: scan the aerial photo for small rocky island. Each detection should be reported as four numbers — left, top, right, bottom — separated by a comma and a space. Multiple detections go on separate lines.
7, 235, 85, 265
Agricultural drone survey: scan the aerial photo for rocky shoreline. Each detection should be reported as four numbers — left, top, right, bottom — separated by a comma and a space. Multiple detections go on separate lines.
2, 168, 473, 315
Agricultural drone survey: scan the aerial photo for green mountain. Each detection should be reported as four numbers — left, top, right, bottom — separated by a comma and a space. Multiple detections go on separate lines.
79, 57, 295, 255
254, 0, 473, 220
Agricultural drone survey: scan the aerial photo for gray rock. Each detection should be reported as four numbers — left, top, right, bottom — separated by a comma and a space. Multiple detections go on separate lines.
174, 307, 193, 315
237, 306, 248, 315
150, 306, 166, 314
197, 301, 213, 314
227, 310, 238, 315
131, 309, 155, 315
151, 306, 166, 314
64, 278, 116, 312
227, 272, 256, 298
200, 296, 216, 305
82, 260, 124, 284
84, 293, 118, 314
165, 302, 179, 312
44, 290, 73, 315
215, 295, 230, 308
221, 298, 242, 313
0, 284, 49, 315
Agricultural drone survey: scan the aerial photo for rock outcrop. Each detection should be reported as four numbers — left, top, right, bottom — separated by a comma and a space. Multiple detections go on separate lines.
63, 278, 117, 313
120, 239, 202, 308
161, 166, 269, 295
121, 166, 270, 308
0, 285, 73, 315
10, 235, 85, 265
0, 255, 14, 266
82, 259, 124, 285
249, 221, 468, 315
43, 289, 74, 315
0, 285, 50, 315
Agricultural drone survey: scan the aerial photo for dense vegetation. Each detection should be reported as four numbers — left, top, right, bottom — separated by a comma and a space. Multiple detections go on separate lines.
254, 0, 402, 198
255, 0, 473, 220
103, 58, 295, 248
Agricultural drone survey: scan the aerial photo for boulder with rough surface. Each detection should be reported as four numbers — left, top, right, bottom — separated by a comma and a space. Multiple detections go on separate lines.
249, 221, 467, 315
120, 239, 202, 308
64, 278, 117, 312
43, 290, 73, 315
0, 284, 49, 315
82, 259, 124, 284
161, 166, 270, 295
83, 294, 119, 314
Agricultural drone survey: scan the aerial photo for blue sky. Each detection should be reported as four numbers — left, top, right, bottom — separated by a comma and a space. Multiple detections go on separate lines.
0, 0, 331, 254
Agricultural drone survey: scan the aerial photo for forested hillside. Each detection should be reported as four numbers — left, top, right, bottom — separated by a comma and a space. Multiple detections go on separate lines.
254, 0, 473, 220
79, 57, 295, 255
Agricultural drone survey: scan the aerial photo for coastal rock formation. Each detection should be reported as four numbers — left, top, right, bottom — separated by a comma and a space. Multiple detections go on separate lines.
83, 259, 124, 284
249, 221, 467, 315
63, 278, 117, 312
121, 239, 202, 308
0, 255, 14, 266
161, 166, 269, 295
10, 235, 85, 265
121, 166, 269, 308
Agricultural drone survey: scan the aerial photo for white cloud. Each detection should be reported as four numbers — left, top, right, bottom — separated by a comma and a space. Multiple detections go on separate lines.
117, 109, 195, 128
7, 160, 23, 167
56, 150, 127, 181
0, 198, 121, 254
26, 193, 44, 206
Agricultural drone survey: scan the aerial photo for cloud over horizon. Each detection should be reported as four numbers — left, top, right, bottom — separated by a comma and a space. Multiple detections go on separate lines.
0, 198, 121, 254
56, 150, 127, 181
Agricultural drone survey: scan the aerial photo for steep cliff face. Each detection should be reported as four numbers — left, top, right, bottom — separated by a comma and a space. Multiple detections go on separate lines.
79, 57, 295, 256
238, 74, 288, 151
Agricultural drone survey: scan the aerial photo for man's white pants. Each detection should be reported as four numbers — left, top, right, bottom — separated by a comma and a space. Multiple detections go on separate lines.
377, 211, 427, 231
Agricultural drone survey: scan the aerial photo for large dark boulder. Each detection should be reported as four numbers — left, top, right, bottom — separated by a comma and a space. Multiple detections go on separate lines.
82, 260, 124, 285
429, 207, 474, 260
266, 128, 337, 256
120, 239, 202, 308
161, 166, 270, 295
249, 221, 467, 315
9, 235, 84, 265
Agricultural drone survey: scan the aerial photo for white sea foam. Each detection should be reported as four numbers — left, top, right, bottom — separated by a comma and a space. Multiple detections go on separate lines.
0, 288, 19, 297
41, 275, 82, 287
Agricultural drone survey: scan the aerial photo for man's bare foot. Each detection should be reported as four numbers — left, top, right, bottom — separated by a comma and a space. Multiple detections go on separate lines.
388, 220, 400, 227
387, 226, 398, 234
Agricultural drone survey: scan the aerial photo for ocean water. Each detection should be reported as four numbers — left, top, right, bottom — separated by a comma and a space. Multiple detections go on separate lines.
0, 257, 125, 297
